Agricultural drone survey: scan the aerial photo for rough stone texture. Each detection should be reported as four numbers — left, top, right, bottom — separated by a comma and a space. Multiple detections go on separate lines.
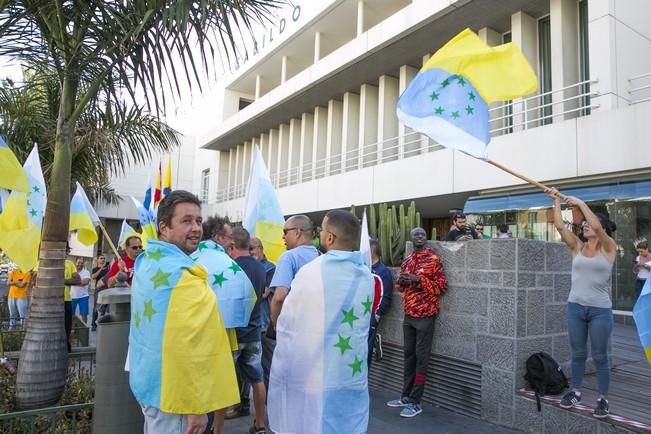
546, 242, 573, 272
468, 270, 501, 286
467, 239, 490, 269
525, 290, 546, 336
431, 242, 466, 271
482, 367, 515, 409
553, 335, 571, 366
476, 316, 489, 334
502, 271, 517, 288
554, 273, 572, 302
516, 290, 527, 338
498, 404, 514, 427
440, 285, 488, 316
542, 404, 568, 434
517, 272, 537, 288
490, 239, 516, 270
445, 269, 466, 285
517, 239, 546, 271
566, 411, 600, 434
514, 395, 543, 433
515, 337, 553, 389
477, 336, 514, 370
545, 304, 568, 334
597, 423, 638, 434
489, 288, 516, 337
537, 273, 554, 288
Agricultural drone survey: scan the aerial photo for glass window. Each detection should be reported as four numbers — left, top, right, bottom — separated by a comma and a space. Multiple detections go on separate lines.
579, 0, 591, 116
200, 169, 210, 203
538, 16, 552, 126
502, 32, 514, 134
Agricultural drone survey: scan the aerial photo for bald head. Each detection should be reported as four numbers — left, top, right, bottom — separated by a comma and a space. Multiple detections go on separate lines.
283, 214, 314, 249
320, 209, 360, 251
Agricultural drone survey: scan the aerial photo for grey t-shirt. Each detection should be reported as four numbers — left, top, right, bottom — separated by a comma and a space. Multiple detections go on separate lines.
568, 252, 613, 309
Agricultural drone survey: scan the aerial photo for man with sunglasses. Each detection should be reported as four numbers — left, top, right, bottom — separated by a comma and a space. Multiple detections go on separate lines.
106, 235, 143, 287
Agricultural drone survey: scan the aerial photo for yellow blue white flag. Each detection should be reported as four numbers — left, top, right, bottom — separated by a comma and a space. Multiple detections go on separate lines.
633, 278, 651, 365
0, 136, 29, 193
131, 196, 158, 241
69, 183, 99, 246
243, 146, 285, 264
397, 28, 537, 159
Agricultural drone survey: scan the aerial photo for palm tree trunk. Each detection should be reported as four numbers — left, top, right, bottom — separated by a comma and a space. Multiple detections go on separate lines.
16, 74, 78, 409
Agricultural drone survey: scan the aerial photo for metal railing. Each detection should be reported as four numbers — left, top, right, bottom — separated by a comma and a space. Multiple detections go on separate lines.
0, 403, 94, 434
629, 72, 651, 104
214, 79, 599, 204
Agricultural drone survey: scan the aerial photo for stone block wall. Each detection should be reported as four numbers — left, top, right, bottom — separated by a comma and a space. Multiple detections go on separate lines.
377, 239, 581, 430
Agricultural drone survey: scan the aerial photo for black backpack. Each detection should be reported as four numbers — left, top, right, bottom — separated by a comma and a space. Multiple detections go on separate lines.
524, 352, 569, 411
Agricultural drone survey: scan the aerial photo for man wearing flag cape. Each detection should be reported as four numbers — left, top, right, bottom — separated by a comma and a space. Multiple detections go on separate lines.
268, 210, 372, 434
128, 191, 238, 433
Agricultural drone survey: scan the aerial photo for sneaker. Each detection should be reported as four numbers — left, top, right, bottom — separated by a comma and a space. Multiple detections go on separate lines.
249, 424, 266, 434
593, 399, 609, 419
224, 406, 250, 419
559, 391, 582, 409
374, 333, 384, 361
386, 397, 410, 408
400, 403, 422, 418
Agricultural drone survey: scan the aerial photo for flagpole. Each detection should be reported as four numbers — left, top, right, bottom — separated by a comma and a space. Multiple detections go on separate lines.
486, 159, 568, 199
97, 220, 120, 259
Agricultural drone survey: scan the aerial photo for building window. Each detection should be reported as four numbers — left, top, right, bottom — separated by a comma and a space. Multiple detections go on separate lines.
503, 32, 514, 134
538, 15, 552, 125
200, 169, 210, 203
579, 0, 591, 115
239, 98, 253, 111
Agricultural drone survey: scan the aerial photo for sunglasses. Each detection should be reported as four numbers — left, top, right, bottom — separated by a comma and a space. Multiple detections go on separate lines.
283, 227, 301, 235
130, 245, 143, 250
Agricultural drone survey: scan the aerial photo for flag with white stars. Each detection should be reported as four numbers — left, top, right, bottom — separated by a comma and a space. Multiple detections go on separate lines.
0, 144, 46, 271
190, 239, 257, 328
268, 250, 373, 434
129, 239, 239, 414
397, 28, 537, 159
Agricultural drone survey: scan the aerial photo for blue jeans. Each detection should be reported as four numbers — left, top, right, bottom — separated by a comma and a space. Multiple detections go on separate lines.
8, 297, 29, 329
567, 302, 613, 395
635, 278, 646, 300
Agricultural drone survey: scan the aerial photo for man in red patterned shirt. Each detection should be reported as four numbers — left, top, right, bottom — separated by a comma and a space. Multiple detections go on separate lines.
386, 227, 447, 418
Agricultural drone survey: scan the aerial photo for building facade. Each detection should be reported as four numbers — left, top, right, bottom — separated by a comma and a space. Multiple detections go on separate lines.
194, 0, 651, 311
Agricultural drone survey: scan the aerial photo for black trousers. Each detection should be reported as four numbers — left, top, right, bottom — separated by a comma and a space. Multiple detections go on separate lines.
367, 316, 378, 369
64, 301, 72, 352
261, 333, 276, 392
401, 314, 436, 404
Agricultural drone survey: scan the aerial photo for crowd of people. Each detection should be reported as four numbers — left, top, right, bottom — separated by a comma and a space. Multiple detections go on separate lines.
2, 188, 635, 432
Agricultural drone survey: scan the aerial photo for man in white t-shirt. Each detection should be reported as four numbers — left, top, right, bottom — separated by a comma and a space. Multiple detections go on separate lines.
70, 258, 92, 324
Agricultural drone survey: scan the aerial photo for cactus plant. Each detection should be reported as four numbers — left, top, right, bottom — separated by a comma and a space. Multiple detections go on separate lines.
369, 204, 377, 239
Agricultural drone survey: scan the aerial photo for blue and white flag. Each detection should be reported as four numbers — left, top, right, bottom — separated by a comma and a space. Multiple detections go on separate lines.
268, 250, 373, 434
633, 277, 651, 365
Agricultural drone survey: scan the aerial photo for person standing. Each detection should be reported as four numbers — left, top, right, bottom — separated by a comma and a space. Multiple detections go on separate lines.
546, 188, 617, 419
129, 190, 238, 434
6, 267, 32, 329
633, 239, 651, 300
368, 239, 393, 368
268, 210, 373, 434
106, 236, 142, 287
70, 258, 91, 325
91, 254, 109, 330
443, 213, 479, 241
230, 228, 268, 434
386, 227, 447, 418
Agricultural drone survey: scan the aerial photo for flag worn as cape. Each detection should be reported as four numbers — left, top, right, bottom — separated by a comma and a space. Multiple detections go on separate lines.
129, 239, 239, 414
268, 250, 373, 434
191, 240, 257, 329
243, 147, 285, 264
0, 145, 46, 271
633, 277, 651, 365
397, 28, 537, 159
0, 136, 29, 193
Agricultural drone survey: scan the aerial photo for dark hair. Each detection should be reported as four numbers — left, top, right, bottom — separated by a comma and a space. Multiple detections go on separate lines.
369, 238, 381, 257
202, 215, 231, 241
324, 209, 360, 250
125, 235, 141, 248
232, 227, 251, 250
595, 213, 616, 237
635, 239, 649, 250
497, 224, 509, 234
453, 212, 466, 220
157, 190, 201, 234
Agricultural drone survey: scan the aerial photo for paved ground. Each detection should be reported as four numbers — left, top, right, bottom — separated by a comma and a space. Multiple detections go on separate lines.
224, 387, 520, 434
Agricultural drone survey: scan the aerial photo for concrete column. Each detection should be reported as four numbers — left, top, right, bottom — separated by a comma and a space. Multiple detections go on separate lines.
399, 65, 418, 158
314, 32, 321, 63
478, 26, 502, 46
281, 56, 288, 84
357, 0, 365, 36
326, 99, 343, 175
313, 106, 328, 178
260, 133, 270, 166
342, 92, 360, 172
511, 11, 538, 131
300, 112, 314, 182
551, 0, 580, 120
268, 128, 279, 184
234, 145, 243, 197
359, 84, 378, 167
241, 140, 252, 187
288, 118, 301, 185
218, 151, 229, 201
378, 75, 399, 163
587, 0, 619, 110
479, 27, 506, 135
277, 124, 290, 186
255, 75, 262, 99
227, 148, 235, 199
420, 54, 432, 153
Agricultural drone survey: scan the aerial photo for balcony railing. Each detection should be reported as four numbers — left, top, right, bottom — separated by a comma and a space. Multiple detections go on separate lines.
629, 72, 651, 104
214, 79, 599, 204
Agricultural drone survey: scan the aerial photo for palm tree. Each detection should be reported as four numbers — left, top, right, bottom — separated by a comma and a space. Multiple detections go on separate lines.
0, 0, 284, 409
0, 70, 180, 204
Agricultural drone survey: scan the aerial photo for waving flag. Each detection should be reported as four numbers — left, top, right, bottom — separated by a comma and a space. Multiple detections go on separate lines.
360, 209, 372, 270
0, 145, 46, 271
69, 183, 99, 246
268, 250, 373, 434
191, 240, 257, 328
0, 136, 29, 193
143, 175, 153, 211
130, 196, 157, 241
0, 188, 9, 211
633, 278, 651, 365
397, 28, 537, 159
243, 147, 285, 264
162, 158, 172, 199
118, 219, 146, 249
129, 239, 238, 413
153, 162, 162, 209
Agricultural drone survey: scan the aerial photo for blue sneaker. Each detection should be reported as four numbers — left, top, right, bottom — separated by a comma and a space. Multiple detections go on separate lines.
400, 403, 422, 418
386, 397, 409, 408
